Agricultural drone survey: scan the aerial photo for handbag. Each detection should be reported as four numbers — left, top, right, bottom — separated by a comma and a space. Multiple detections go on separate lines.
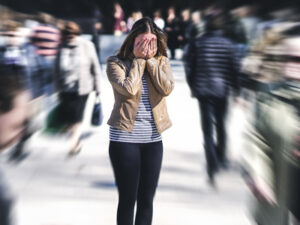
91, 96, 103, 126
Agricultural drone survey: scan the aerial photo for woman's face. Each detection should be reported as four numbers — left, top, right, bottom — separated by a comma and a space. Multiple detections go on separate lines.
134, 31, 157, 48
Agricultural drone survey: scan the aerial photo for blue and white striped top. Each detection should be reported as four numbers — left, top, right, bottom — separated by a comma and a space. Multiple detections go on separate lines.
109, 76, 162, 143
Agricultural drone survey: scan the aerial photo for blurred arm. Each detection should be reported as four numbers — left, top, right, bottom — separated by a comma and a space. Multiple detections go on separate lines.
90, 42, 102, 95
230, 44, 241, 96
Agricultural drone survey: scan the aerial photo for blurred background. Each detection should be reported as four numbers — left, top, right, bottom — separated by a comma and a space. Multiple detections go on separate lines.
0, 0, 300, 225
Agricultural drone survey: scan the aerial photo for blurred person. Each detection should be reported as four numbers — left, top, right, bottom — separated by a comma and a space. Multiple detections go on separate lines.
185, 10, 205, 42
185, 13, 240, 184
30, 12, 60, 100
226, 11, 247, 47
183, 10, 205, 64
0, 20, 31, 92
164, 6, 180, 59
0, 69, 32, 225
232, 5, 261, 47
55, 21, 101, 155
92, 5, 104, 61
0, 20, 26, 67
106, 17, 174, 225
282, 35, 300, 225
113, 3, 127, 36
0, 20, 51, 160
153, 10, 165, 30
241, 24, 300, 225
178, 9, 191, 48
127, 11, 143, 32
0, 68, 31, 153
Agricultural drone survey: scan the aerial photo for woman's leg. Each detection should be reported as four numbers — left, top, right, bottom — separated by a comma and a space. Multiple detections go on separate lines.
109, 141, 141, 225
69, 123, 83, 154
135, 141, 163, 225
67, 94, 88, 155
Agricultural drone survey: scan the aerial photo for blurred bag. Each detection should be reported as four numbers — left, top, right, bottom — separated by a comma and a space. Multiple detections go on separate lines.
91, 96, 103, 126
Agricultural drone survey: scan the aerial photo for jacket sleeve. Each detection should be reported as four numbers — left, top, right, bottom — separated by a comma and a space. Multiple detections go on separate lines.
146, 56, 174, 96
90, 42, 102, 95
229, 44, 241, 96
106, 56, 145, 97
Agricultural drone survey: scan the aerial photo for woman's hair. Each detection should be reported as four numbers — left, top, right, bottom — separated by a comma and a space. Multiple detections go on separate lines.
117, 17, 167, 60
61, 21, 81, 36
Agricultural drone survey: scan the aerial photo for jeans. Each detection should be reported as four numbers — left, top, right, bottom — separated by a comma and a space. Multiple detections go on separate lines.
198, 97, 228, 175
109, 141, 163, 225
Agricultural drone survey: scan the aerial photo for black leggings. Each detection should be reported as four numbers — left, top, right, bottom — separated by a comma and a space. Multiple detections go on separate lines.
109, 141, 163, 225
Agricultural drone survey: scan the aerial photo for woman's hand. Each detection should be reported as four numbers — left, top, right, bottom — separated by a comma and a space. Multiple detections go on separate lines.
146, 38, 157, 59
133, 39, 149, 59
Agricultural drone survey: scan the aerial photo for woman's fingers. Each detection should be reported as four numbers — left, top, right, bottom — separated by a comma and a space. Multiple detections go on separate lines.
135, 40, 141, 48
141, 39, 150, 49
135, 37, 157, 58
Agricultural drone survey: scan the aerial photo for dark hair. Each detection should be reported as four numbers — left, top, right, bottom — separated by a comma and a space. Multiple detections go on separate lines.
117, 17, 167, 60
0, 67, 25, 113
62, 21, 81, 36
205, 13, 225, 31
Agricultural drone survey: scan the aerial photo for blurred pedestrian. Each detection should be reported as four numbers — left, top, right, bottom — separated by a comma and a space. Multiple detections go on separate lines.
106, 17, 174, 225
0, 20, 27, 67
153, 10, 165, 30
233, 5, 261, 47
185, 13, 240, 184
0, 69, 32, 225
113, 3, 127, 36
185, 11, 205, 41
178, 9, 191, 48
240, 24, 300, 225
55, 22, 101, 155
164, 6, 180, 59
127, 11, 143, 32
0, 20, 30, 91
92, 5, 104, 61
30, 13, 60, 99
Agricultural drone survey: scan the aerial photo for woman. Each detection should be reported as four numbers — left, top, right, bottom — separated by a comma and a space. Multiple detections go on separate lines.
106, 17, 174, 225
55, 21, 101, 155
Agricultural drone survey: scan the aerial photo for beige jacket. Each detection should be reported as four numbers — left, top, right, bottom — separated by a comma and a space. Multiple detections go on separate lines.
106, 55, 174, 133
55, 37, 101, 95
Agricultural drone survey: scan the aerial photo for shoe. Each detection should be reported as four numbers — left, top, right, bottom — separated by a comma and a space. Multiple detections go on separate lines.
219, 159, 230, 170
68, 142, 82, 157
207, 166, 217, 187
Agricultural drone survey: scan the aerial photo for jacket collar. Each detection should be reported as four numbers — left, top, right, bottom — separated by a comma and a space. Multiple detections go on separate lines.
205, 29, 224, 36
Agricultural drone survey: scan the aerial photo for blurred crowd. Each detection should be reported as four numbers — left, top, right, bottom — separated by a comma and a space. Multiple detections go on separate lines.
0, 1, 300, 225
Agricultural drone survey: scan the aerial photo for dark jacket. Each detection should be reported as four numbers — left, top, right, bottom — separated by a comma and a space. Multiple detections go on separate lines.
185, 30, 240, 98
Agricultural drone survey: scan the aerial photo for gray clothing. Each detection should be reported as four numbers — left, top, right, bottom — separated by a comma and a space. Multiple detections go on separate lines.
55, 37, 102, 95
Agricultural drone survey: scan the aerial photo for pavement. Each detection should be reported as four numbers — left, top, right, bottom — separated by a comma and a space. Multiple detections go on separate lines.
1, 60, 253, 225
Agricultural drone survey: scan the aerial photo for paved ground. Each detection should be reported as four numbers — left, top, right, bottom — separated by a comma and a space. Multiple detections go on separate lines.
1, 60, 253, 225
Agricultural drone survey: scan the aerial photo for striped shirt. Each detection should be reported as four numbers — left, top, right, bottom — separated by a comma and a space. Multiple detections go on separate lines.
31, 25, 60, 56
110, 76, 162, 143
